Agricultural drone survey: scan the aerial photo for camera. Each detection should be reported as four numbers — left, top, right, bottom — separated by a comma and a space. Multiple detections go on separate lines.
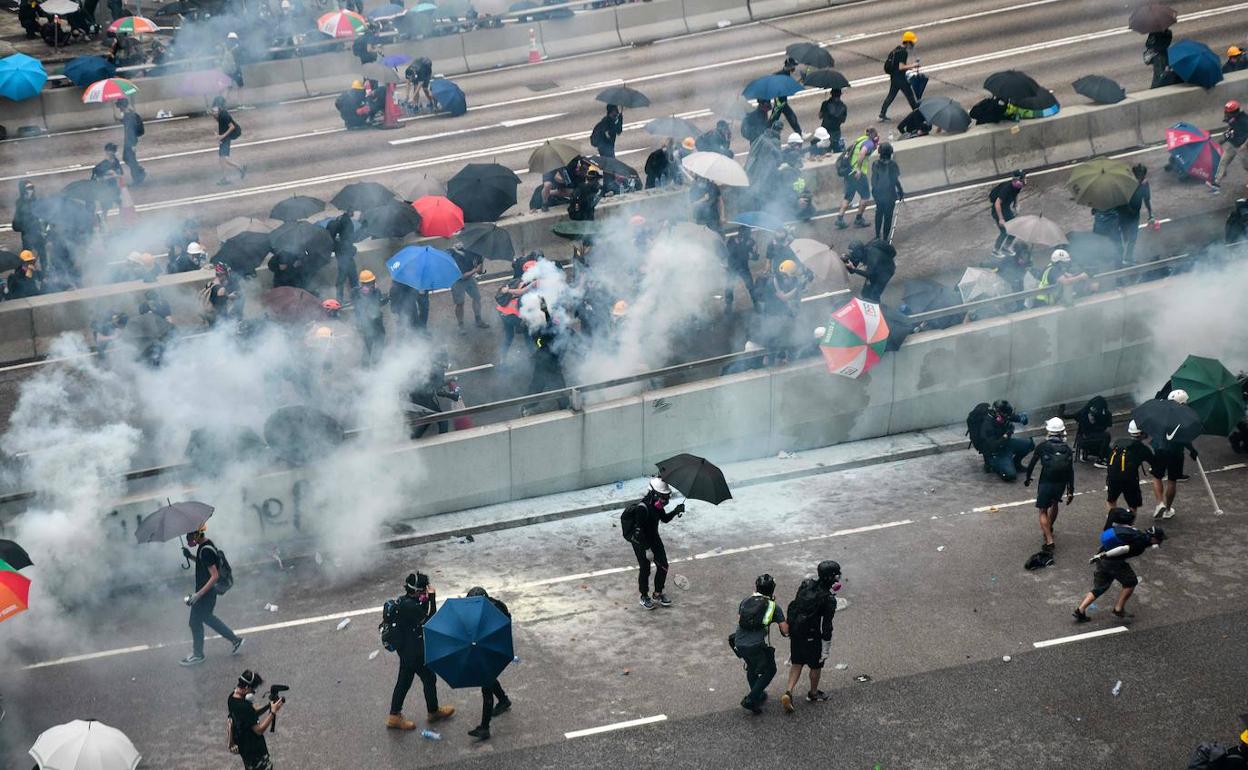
267, 684, 289, 704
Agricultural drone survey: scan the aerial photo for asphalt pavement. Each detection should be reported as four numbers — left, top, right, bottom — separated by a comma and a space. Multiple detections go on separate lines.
2, 424, 1245, 768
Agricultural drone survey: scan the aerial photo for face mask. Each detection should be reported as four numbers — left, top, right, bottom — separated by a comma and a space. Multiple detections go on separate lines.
244, 691, 255, 702
1012, 180, 1024, 189
830, 581, 842, 592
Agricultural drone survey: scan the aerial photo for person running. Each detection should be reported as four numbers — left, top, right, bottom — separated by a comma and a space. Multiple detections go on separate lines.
835, 127, 878, 230
179, 525, 244, 666
732, 573, 789, 715
463, 587, 512, 740
212, 97, 246, 186
780, 561, 840, 713
387, 572, 455, 730
879, 31, 920, 121
990, 169, 1026, 257
621, 478, 684, 610
1151, 389, 1198, 520
1072, 525, 1166, 622
1106, 420, 1155, 518
590, 104, 623, 158
1024, 418, 1075, 552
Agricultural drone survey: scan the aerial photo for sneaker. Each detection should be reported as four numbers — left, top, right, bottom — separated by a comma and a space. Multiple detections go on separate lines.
231, 637, 245, 655
1153, 502, 1167, 519
492, 698, 512, 717
1176, 473, 1190, 482
1161, 506, 1177, 519
639, 595, 655, 610
853, 216, 869, 228
1111, 608, 1133, 619
781, 691, 795, 714
834, 217, 848, 230
1042, 542, 1055, 553
740, 697, 762, 715
1072, 608, 1090, 623
467, 725, 490, 740
806, 690, 829, 702
878, 114, 892, 122
1209, 183, 1222, 195
654, 592, 673, 607
428, 706, 455, 722
1093, 461, 1108, 469
386, 713, 416, 730
178, 654, 205, 666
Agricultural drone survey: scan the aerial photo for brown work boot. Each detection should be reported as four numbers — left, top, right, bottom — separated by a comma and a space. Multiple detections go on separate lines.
428, 706, 455, 722
386, 713, 416, 730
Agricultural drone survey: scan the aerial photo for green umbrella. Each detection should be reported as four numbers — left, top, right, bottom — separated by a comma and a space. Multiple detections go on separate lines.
552, 219, 604, 240
1171, 355, 1246, 436
1067, 158, 1138, 209
0, 557, 14, 572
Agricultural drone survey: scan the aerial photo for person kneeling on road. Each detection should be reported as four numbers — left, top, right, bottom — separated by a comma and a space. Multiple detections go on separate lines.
968, 400, 1032, 481
780, 561, 840, 713
1072, 524, 1165, 622
621, 477, 684, 610
1024, 418, 1076, 552
335, 80, 371, 130
731, 574, 789, 715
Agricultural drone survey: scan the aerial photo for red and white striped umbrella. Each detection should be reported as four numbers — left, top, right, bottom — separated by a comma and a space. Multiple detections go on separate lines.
317, 9, 367, 38
81, 77, 138, 103
107, 15, 158, 34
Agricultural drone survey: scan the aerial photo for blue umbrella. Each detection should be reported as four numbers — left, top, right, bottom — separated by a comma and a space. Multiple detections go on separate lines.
63, 56, 116, 87
382, 53, 411, 67
1168, 40, 1224, 89
728, 211, 787, 232
368, 3, 404, 19
0, 54, 48, 102
387, 245, 461, 290
423, 596, 513, 689
742, 74, 802, 101
430, 78, 467, 117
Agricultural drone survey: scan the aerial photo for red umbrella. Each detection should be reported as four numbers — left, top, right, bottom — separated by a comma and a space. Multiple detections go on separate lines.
413, 195, 465, 238
0, 569, 31, 623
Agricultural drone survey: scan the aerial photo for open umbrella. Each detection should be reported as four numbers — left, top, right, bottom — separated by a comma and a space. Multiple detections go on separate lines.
31, 196, 94, 235
528, 140, 583, 174
62, 178, 118, 209
332, 181, 395, 212
1128, 2, 1176, 33
363, 61, 403, 85
317, 9, 366, 37
0, 250, 22, 273
957, 266, 1010, 303
901, 278, 957, 314
682, 151, 749, 187
430, 78, 467, 116
0, 569, 30, 623
367, 2, 405, 19
413, 195, 464, 237
30, 720, 141, 770
728, 211, 786, 232
263, 406, 345, 465
397, 173, 445, 201
63, 56, 115, 87
0, 54, 48, 101
1171, 355, 1246, 437
214, 231, 272, 273
41, 0, 79, 14
387, 245, 460, 290
791, 238, 850, 288
645, 115, 700, 139
0, 540, 33, 570
1131, 398, 1203, 447
1004, 215, 1067, 246
1165, 122, 1222, 183
135, 501, 214, 543
447, 163, 519, 222
270, 221, 334, 272
217, 216, 280, 242
457, 223, 513, 261
656, 453, 732, 504
1168, 40, 1223, 89
819, 298, 890, 379
82, 77, 138, 104
801, 68, 850, 90
588, 154, 639, 187
595, 84, 649, 108
742, 74, 803, 101
261, 286, 323, 323
1067, 158, 1138, 209
1072, 75, 1126, 104
271, 195, 325, 222
786, 42, 832, 69
358, 199, 423, 239
983, 70, 1056, 111
423, 595, 513, 689
108, 15, 158, 33
552, 219, 604, 239
176, 69, 232, 97
919, 96, 971, 133
383, 53, 412, 67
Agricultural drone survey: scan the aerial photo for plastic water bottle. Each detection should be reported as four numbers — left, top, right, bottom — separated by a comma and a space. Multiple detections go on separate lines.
512, 656, 522, 664
1111, 680, 1122, 696
420, 729, 442, 741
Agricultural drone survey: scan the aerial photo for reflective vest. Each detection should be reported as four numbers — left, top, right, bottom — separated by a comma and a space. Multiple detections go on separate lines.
1035, 263, 1061, 305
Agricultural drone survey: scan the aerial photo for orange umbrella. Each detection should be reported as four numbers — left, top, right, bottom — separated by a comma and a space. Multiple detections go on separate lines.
0, 569, 31, 623
413, 195, 465, 238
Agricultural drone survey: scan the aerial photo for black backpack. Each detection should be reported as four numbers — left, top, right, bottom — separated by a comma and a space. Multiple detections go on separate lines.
966, 402, 992, 452
883, 46, 902, 75
1044, 442, 1074, 474
738, 595, 775, 630
133, 112, 145, 138
201, 542, 234, 595
787, 579, 825, 635
835, 140, 857, 178
379, 596, 402, 652
620, 502, 646, 545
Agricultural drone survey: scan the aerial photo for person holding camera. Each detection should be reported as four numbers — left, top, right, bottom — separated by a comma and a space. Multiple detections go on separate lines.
228, 670, 283, 770
387, 572, 455, 730
180, 525, 244, 666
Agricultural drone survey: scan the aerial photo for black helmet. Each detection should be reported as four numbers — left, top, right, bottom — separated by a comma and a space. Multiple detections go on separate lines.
817, 560, 841, 584
755, 573, 776, 596
991, 399, 1014, 415
1106, 507, 1135, 527
466, 586, 488, 598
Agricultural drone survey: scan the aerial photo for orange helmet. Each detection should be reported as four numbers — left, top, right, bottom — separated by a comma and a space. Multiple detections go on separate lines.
313, 326, 333, 339
522, 259, 538, 273
321, 299, 342, 311
1227, 100, 1242, 113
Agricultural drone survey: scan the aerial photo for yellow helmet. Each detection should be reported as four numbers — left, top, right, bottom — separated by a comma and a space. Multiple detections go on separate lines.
901, 30, 917, 44
1241, 729, 1248, 745
1231, 46, 1243, 57
778, 259, 798, 276
313, 325, 333, 339
611, 299, 629, 317
358, 269, 375, 283
19, 249, 36, 263
351, 79, 365, 90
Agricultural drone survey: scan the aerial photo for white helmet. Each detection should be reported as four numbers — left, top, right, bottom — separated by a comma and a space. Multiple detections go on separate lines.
186, 241, 205, 255
1050, 248, 1071, 263
227, 31, 238, 39
649, 477, 671, 495
1168, 389, 1189, 405
786, 132, 804, 146
812, 127, 830, 141
1045, 417, 1066, 435
1128, 420, 1142, 436
813, 326, 827, 341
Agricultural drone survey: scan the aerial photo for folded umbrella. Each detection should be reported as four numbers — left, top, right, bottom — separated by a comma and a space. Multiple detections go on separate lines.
261, 286, 323, 323
0, 54, 48, 102
82, 77, 138, 104
270, 195, 326, 222
413, 195, 464, 237
397, 173, 445, 201
1128, 2, 1176, 34
430, 78, 467, 116
645, 115, 700, 139
62, 55, 115, 87
1168, 39, 1223, 89
363, 61, 403, 85
1072, 74, 1126, 105
217, 216, 280, 241
134, 501, 214, 543
332, 181, 395, 212
423, 596, 513, 689
742, 74, 803, 101
1171, 355, 1246, 437
729, 211, 786, 232
387, 244, 461, 290
957, 266, 1010, 303
820, 297, 890, 379
656, 453, 732, 504
1067, 158, 1138, 209
447, 163, 520, 222
528, 140, 583, 174
983, 70, 1056, 112
0, 569, 30, 624
457, 222, 513, 261
0, 539, 33, 570
263, 405, 345, 465
801, 68, 850, 90
918, 96, 971, 133
214, 231, 272, 273
1004, 215, 1067, 246
682, 151, 749, 187
358, 199, 423, 239
176, 69, 232, 97
785, 42, 833, 69
1165, 122, 1222, 183
595, 84, 649, 108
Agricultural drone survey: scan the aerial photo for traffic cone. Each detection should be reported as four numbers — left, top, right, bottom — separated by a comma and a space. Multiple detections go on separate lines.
381, 83, 400, 129
528, 28, 541, 64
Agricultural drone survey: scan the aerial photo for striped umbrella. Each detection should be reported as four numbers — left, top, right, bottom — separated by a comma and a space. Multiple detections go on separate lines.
819, 298, 890, 379
82, 77, 138, 103
1166, 122, 1223, 183
317, 9, 367, 38
0, 567, 30, 623
108, 15, 159, 34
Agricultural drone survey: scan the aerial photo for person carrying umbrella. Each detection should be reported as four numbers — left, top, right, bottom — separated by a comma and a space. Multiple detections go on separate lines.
869, 142, 904, 242
695, 120, 733, 157
463, 587, 512, 740
620, 477, 685, 610
1212, 100, 1248, 191
1072, 524, 1165, 622
352, 270, 388, 366
387, 572, 456, 730
590, 104, 623, 159
834, 127, 878, 230
228, 669, 284, 770
989, 169, 1026, 257
1150, 389, 1199, 520
113, 98, 146, 185
1115, 164, 1154, 264
768, 58, 802, 135
879, 31, 920, 121
180, 524, 244, 666
212, 96, 247, 186
818, 89, 848, 152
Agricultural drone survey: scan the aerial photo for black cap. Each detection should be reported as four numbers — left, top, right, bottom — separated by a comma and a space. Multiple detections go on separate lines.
466, 586, 487, 598
783, 56, 797, 68
755, 573, 776, 596
405, 572, 429, 591
1011, 168, 1027, 179
817, 560, 842, 582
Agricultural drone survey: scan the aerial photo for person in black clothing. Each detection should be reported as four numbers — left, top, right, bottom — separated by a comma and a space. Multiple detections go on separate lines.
352, 27, 379, 64
449, 244, 489, 332
463, 587, 513, 740
879, 31, 919, 121
387, 572, 456, 729
328, 210, 358, 302
1116, 164, 1154, 264
976, 399, 1033, 480
179, 525, 244, 666
228, 670, 283, 770
114, 99, 146, 185
12, 180, 43, 255
779, 561, 840, 713
1074, 395, 1113, 466
695, 120, 733, 157
869, 143, 904, 242
844, 239, 896, 303
213, 97, 246, 185
644, 139, 677, 189
1073, 525, 1165, 621
590, 104, 623, 158
1151, 389, 1198, 520
353, 271, 387, 366
690, 176, 723, 232
724, 226, 759, 313
1145, 28, 1173, 89
405, 57, 434, 111
567, 168, 602, 220
1225, 45, 1248, 73
818, 89, 848, 152
741, 99, 775, 145
1024, 418, 1075, 551
1214, 100, 1248, 190
336, 82, 370, 129
18, 0, 46, 37
897, 107, 932, 137
1106, 420, 1155, 516
732, 573, 789, 714
622, 477, 685, 610
6, 251, 44, 300
990, 169, 1026, 257
522, 299, 570, 415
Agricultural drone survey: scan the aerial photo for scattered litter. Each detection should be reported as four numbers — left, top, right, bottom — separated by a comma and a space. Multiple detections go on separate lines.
263, 603, 279, 613
615, 480, 624, 490
580, 583, 589, 590
1111, 680, 1122, 696
271, 548, 285, 570
835, 597, 849, 611
457, 535, 475, 544
708, 687, 715, 692
834, 663, 849, 670
368, 650, 380, 660
713, 546, 724, 554
777, 450, 796, 459
155, 109, 172, 118
622, 668, 631, 676
577, 536, 593, 548
716, 19, 731, 28
131, 677, 136, 682
512, 656, 522, 664
336, 618, 351, 631
314, 552, 323, 566
1002, 655, 1011, 662
927, 487, 936, 493
936, 546, 946, 552
420, 729, 441, 741
672, 574, 690, 590
854, 674, 872, 683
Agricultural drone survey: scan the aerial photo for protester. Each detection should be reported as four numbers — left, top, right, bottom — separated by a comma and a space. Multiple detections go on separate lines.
449, 243, 490, 332
405, 57, 434, 111
644, 139, 678, 189
1145, 27, 1173, 89
1073, 525, 1166, 621
114, 98, 146, 185
387, 572, 456, 729
741, 99, 775, 145
1188, 728, 1248, 768
1225, 46, 1248, 73
869, 142, 904, 242
522, 298, 570, 414
897, 107, 932, 137
463, 587, 512, 740
336, 81, 371, 129
1116, 164, 1154, 264
212, 97, 247, 186
496, 258, 534, 358
228, 670, 283, 770
328, 210, 358, 302
621, 477, 685, 610
724, 226, 759, 313
568, 167, 602, 221
6, 250, 44, 299
818, 89, 848, 152
880, 31, 920, 121
1106, 420, 1155, 517
970, 400, 1032, 481
179, 525, 244, 666
780, 561, 839, 713
222, 32, 245, 91
989, 169, 1025, 257
754, 259, 808, 363
695, 120, 733, 157
204, 264, 242, 327
844, 238, 897, 302
1151, 389, 1198, 520
1073, 396, 1113, 466
353, 270, 387, 366
1035, 248, 1091, 306
12, 180, 42, 255
590, 104, 623, 158
732, 573, 789, 715
835, 127, 878, 230
690, 175, 723, 232
808, 127, 834, 157
1024, 418, 1075, 552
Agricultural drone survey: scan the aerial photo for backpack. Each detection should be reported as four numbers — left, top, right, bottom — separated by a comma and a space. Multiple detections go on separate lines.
1043, 442, 1074, 474
133, 113, 145, 138
201, 542, 234, 595
738, 595, 775, 631
379, 596, 402, 652
1187, 742, 1234, 769
883, 46, 902, 75
835, 139, 860, 177
787, 579, 825, 635
966, 403, 992, 453
620, 502, 646, 545
1100, 524, 1149, 553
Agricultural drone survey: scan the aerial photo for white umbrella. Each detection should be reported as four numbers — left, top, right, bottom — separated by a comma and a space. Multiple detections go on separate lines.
40, 0, 79, 14
790, 238, 850, 288
681, 151, 750, 187
957, 266, 1010, 303
1003, 214, 1067, 246
30, 720, 141, 770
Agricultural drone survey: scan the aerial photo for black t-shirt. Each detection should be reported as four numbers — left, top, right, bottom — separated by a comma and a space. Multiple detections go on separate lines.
228, 694, 268, 761
121, 111, 142, 146
1107, 438, 1154, 480
195, 541, 220, 591
887, 45, 908, 76
989, 180, 1020, 209
217, 110, 240, 141
451, 248, 481, 275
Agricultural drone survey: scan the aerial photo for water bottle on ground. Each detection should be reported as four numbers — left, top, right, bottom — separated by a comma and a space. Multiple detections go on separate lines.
421, 729, 442, 741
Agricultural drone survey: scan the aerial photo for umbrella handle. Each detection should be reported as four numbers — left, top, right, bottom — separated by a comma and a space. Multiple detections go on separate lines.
1194, 457, 1225, 515
181, 535, 191, 569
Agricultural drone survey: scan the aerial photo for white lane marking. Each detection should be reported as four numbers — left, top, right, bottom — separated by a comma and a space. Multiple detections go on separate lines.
388, 113, 566, 146
521, 565, 636, 588
0, 116, 188, 146
565, 714, 667, 740
778, 519, 913, 545
1033, 626, 1128, 648
692, 543, 774, 559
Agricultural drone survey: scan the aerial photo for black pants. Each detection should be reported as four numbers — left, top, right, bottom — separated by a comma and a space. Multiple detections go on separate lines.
122, 143, 145, 183
334, 254, 358, 302
775, 104, 800, 134
189, 592, 239, 656
862, 277, 888, 303
1119, 216, 1140, 263
632, 538, 668, 595
874, 198, 896, 241
739, 644, 776, 706
391, 662, 439, 715
724, 264, 755, 309
360, 321, 385, 365
479, 680, 507, 729
880, 75, 917, 117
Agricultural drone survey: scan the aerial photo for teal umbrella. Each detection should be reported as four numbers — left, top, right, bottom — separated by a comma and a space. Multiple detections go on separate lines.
0, 54, 48, 101
1171, 355, 1246, 437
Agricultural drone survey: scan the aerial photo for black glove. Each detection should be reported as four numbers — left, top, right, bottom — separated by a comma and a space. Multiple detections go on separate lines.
1023, 478, 1032, 487
181, 547, 193, 560
1189, 448, 1199, 460
672, 503, 686, 516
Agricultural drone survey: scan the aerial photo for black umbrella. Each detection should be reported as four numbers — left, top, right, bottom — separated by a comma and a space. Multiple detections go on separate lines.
135, 501, 215, 544
264, 405, 345, 465
588, 154, 639, 180
595, 84, 649, 108
1072, 75, 1126, 105
0, 539, 33, 570
0, 250, 24, 273
786, 42, 833, 69
880, 304, 914, 352
214, 231, 272, 273
802, 68, 850, 90
901, 278, 954, 313
62, 178, 118, 209
457, 222, 514, 261
331, 181, 395, 212
918, 96, 971, 133
983, 70, 1057, 111
447, 163, 520, 222
645, 115, 700, 139
655, 453, 732, 505
30, 196, 94, 235
1131, 398, 1203, 448
358, 199, 422, 239
270, 195, 326, 222
1128, 2, 1176, 34
269, 221, 334, 266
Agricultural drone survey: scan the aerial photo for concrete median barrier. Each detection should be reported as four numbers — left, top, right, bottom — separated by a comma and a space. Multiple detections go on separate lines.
771, 354, 894, 452
0, 300, 38, 362
890, 135, 949, 191
1134, 82, 1227, 145
462, 24, 544, 72
616, 0, 688, 45
403, 423, 513, 517
539, 10, 623, 60
2, 94, 48, 134
1089, 100, 1142, 156
942, 125, 1000, 184
641, 371, 774, 468
300, 50, 366, 98
1038, 106, 1095, 166
747, 0, 832, 18
993, 122, 1048, 178
238, 57, 311, 105
682, 0, 751, 32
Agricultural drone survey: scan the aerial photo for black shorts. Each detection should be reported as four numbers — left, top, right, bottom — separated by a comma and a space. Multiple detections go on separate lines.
1092, 559, 1138, 594
1150, 449, 1184, 480
843, 173, 870, 202
1106, 477, 1143, 509
1035, 481, 1066, 509
789, 636, 824, 669
219, 139, 232, 157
